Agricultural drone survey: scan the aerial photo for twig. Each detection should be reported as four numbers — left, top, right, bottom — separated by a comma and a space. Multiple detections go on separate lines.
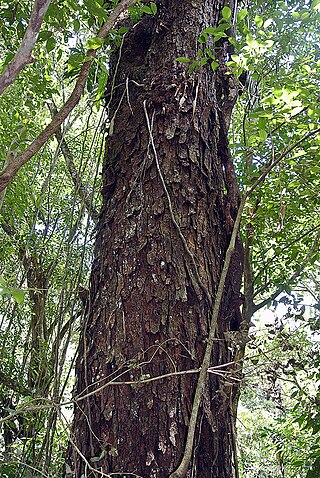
49, 103, 99, 223
253, 222, 320, 292
69, 436, 112, 477
74, 368, 201, 403
254, 228, 320, 311
246, 127, 320, 196
0, 368, 201, 425
91, 368, 201, 387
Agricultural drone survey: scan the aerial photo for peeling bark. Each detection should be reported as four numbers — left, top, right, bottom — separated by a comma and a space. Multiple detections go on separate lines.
69, 1, 243, 477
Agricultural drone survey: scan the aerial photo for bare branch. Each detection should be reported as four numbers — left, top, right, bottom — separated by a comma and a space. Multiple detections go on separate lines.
0, 0, 137, 194
0, 0, 51, 96
0, 368, 201, 425
75, 368, 201, 402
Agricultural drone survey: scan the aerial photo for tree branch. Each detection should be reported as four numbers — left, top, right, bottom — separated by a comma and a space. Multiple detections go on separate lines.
246, 127, 320, 196
0, 0, 137, 194
253, 223, 320, 298
0, 0, 51, 96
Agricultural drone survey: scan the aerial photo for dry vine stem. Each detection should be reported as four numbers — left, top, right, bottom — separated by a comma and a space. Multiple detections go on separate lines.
169, 192, 245, 478
170, 126, 320, 477
0, 0, 138, 194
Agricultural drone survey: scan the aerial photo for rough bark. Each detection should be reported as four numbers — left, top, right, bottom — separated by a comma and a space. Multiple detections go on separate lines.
68, 1, 243, 477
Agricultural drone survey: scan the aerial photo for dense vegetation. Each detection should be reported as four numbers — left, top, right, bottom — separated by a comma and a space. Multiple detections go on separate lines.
0, 0, 319, 476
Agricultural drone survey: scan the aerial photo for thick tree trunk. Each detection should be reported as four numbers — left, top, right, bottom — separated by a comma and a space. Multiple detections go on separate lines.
68, 1, 243, 477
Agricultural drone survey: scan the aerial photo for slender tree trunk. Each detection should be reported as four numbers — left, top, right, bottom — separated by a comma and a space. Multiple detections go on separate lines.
68, 1, 243, 476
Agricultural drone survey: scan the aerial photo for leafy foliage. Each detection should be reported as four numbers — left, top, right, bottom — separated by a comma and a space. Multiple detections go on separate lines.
239, 289, 320, 477
230, 0, 320, 306
0, 1, 106, 473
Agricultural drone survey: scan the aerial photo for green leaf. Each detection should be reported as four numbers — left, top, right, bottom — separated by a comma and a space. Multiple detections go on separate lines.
90, 456, 101, 463
0, 275, 7, 287
176, 57, 191, 63
254, 15, 263, 27
237, 8, 248, 22
0, 279, 26, 305
16, 22, 25, 40
188, 60, 199, 74
211, 61, 219, 71
68, 53, 84, 69
221, 6, 232, 20
247, 134, 259, 145
74, 18, 80, 32
258, 117, 267, 129
85, 36, 104, 50
231, 54, 240, 63
290, 150, 305, 159
150, 2, 157, 14
9, 288, 27, 305
264, 40, 274, 48
46, 36, 56, 53
264, 18, 273, 28
311, 0, 320, 10
216, 23, 230, 32
141, 5, 152, 14
259, 129, 268, 141
118, 27, 129, 35
90, 449, 106, 462
83, 0, 108, 20
203, 27, 218, 35
38, 30, 53, 41
213, 32, 227, 42
0, 286, 10, 297
198, 32, 209, 43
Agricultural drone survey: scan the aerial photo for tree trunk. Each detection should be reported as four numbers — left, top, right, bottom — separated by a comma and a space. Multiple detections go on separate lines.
68, 1, 243, 476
